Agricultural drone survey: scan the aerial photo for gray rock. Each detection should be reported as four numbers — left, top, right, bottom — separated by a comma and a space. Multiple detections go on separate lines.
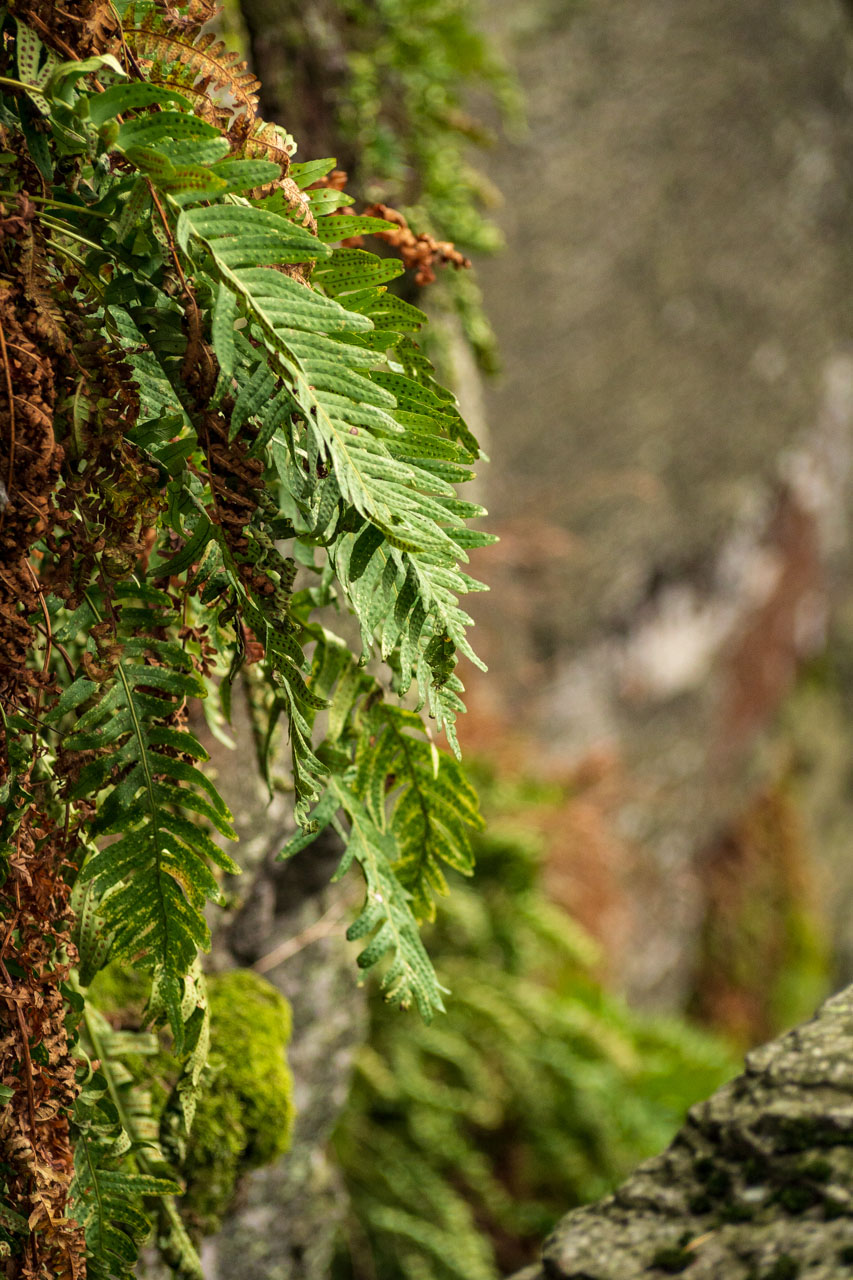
514, 984, 853, 1279
198, 686, 368, 1279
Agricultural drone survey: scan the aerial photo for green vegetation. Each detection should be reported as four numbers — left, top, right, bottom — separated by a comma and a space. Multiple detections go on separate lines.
0, 1, 496, 1273
240, 0, 523, 370
333, 776, 738, 1280
183, 971, 294, 1235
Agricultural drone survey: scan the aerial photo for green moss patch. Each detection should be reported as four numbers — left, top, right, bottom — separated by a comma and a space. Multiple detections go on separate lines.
183, 970, 294, 1234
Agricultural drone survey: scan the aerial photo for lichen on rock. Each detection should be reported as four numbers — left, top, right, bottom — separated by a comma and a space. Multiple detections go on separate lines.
514, 985, 853, 1279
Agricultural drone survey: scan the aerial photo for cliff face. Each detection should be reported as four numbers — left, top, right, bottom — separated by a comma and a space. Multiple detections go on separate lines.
465, 0, 853, 1013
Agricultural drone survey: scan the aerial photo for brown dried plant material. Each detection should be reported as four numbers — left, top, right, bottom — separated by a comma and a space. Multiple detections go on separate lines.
0, 282, 62, 716
10, 0, 120, 61
309, 169, 349, 193
354, 203, 471, 286
0, 277, 84, 1279
0, 821, 84, 1280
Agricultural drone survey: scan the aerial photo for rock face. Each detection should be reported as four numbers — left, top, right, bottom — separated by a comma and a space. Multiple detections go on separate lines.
198, 690, 367, 1280
466, 0, 853, 1012
514, 983, 853, 1279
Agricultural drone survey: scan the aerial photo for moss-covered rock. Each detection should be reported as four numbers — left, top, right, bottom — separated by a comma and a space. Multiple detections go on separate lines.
87, 959, 149, 1024
182, 970, 294, 1235
518, 986, 853, 1279
86, 964, 294, 1238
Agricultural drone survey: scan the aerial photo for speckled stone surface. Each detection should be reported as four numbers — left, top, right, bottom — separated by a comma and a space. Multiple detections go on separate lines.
513, 986, 853, 1279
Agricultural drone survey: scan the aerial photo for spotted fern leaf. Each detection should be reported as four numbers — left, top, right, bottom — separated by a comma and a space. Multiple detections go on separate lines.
63, 587, 237, 1043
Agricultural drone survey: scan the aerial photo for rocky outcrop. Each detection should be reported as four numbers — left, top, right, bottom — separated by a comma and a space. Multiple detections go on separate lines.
512, 985, 853, 1279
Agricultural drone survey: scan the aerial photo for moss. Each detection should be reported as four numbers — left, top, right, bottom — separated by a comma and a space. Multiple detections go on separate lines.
838, 1245, 853, 1264
719, 1201, 754, 1224
774, 1183, 820, 1215
822, 1194, 847, 1220
651, 1245, 694, 1273
799, 1159, 831, 1183
86, 961, 149, 1024
775, 1117, 851, 1151
698, 1163, 732, 1199
182, 970, 294, 1236
762, 1259, 798, 1280
742, 1155, 768, 1185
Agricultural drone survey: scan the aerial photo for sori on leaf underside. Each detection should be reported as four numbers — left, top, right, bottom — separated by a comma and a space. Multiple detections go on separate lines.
0, 1, 495, 1274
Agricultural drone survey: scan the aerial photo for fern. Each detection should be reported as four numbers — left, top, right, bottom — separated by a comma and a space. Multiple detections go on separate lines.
355, 704, 482, 921
56, 586, 238, 1044
334, 802, 738, 1280
70, 1017, 180, 1280
0, 5, 497, 1270
178, 200, 494, 752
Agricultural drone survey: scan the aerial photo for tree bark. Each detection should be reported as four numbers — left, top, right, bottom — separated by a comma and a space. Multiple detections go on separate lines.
513, 986, 853, 1279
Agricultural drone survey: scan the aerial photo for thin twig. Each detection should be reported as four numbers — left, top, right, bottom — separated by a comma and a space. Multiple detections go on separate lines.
33, 621, 75, 680
253, 898, 350, 974
25, 12, 79, 61
0, 910, 19, 963
24, 561, 52, 758
0, 307, 15, 530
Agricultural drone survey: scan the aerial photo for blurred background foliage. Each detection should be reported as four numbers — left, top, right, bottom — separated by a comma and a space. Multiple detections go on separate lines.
234, 0, 522, 370
332, 767, 738, 1280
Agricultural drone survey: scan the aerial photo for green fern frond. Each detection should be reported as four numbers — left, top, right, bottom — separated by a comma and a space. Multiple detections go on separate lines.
61, 589, 237, 1041
330, 777, 446, 1020
70, 1017, 179, 1280
355, 705, 483, 921
177, 201, 493, 748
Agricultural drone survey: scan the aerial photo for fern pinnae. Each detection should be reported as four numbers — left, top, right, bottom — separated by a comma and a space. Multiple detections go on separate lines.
329, 777, 445, 1020
67, 590, 237, 1042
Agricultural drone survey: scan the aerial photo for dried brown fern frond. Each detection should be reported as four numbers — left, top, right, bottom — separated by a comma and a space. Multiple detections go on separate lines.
356, 203, 472, 286
123, 5, 261, 125
122, 5, 299, 169
235, 117, 296, 169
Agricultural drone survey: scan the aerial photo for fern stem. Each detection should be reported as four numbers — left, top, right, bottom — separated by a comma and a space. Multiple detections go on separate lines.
39, 214, 105, 251
0, 75, 46, 94
0, 191, 109, 217
81, 1005, 143, 1160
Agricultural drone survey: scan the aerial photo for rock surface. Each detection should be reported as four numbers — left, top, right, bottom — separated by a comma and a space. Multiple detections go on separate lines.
198, 689, 367, 1280
513, 984, 853, 1279
466, 0, 853, 1012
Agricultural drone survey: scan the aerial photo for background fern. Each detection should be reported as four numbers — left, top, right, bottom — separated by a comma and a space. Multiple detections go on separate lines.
332, 771, 738, 1280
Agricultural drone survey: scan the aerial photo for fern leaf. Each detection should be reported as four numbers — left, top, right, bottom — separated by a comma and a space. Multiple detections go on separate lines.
178, 202, 491, 744
347, 703, 483, 920
70, 1061, 178, 1280
123, 9, 261, 121
66, 592, 237, 1040
328, 779, 445, 1020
